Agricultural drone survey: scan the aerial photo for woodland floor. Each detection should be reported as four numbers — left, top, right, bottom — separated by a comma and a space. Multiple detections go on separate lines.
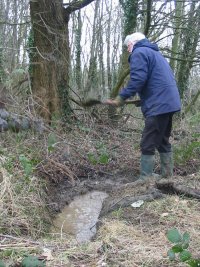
37, 112, 200, 266
0, 107, 200, 266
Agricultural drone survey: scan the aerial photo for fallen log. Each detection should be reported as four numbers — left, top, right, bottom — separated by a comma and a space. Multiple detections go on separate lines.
100, 187, 165, 216
156, 179, 200, 199
100, 177, 200, 216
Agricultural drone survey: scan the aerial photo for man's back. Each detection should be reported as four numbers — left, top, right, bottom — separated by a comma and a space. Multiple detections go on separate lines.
120, 39, 181, 117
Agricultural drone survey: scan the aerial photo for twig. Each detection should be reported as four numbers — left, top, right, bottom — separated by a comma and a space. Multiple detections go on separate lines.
0, 234, 41, 245
47, 158, 76, 184
83, 165, 114, 176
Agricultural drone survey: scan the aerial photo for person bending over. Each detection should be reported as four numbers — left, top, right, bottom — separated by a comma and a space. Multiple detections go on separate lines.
106, 32, 181, 180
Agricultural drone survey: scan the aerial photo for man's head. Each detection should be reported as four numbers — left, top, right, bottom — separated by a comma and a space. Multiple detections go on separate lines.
124, 32, 146, 53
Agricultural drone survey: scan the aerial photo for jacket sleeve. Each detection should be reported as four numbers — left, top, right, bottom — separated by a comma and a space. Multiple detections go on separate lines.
119, 50, 149, 100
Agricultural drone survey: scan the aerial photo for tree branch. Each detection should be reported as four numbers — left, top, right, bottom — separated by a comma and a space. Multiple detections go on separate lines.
0, 21, 30, 25
64, 0, 96, 14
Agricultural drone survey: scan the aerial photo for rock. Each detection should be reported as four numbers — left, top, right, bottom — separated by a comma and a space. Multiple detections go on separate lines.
0, 108, 45, 133
21, 117, 31, 130
8, 115, 21, 132
32, 119, 45, 133
0, 118, 8, 132
0, 109, 9, 120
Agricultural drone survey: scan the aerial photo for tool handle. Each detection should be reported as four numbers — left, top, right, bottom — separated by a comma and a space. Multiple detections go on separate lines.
102, 99, 141, 106
80, 99, 141, 107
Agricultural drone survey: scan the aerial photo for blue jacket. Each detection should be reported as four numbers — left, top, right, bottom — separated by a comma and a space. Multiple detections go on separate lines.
119, 39, 181, 117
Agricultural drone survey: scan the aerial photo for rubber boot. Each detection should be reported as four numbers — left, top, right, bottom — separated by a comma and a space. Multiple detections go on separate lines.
139, 154, 155, 180
159, 152, 173, 178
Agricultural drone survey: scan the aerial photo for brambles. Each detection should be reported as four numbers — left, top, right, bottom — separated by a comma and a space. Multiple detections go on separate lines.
21, 256, 45, 267
166, 228, 200, 266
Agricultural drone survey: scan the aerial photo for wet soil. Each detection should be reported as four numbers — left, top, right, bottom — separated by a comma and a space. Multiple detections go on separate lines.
38, 121, 200, 223
51, 191, 108, 242
46, 169, 139, 213
46, 156, 200, 215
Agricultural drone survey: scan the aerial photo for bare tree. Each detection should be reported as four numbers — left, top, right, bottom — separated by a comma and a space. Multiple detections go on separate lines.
74, 10, 82, 91
84, 0, 100, 98
170, 0, 185, 72
176, 2, 200, 98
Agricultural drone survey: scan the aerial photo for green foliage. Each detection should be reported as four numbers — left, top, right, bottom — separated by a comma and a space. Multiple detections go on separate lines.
119, 0, 138, 36
166, 228, 200, 266
5, 68, 26, 89
47, 133, 57, 152
87, 142, 110, 165
111, 207, 123, 219
0, 260, 6, 267
188, 113, 200, 126
21, 256, 45, 267
78, 125, 91, 132
167, 228, 182, 243
19, 154, 34, 176
0, 249, 40, 263
0, 147, 50, 236
174, 141, 200, 164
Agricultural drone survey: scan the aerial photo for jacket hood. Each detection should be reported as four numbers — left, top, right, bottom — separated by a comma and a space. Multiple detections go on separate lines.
133, 38, 159, 52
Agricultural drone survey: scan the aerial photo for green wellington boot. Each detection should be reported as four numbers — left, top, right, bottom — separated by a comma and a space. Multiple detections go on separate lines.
159, 152, 173, 178
139, 154, 155, 180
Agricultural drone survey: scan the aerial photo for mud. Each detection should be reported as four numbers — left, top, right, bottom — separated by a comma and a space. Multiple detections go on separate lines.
46, 156, 200, 216
45, 150, 200, 244
51, 191, 108, 243
46, 170, 138, 213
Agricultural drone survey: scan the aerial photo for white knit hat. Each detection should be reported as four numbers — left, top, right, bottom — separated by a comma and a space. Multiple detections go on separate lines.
124, 32, 145, 46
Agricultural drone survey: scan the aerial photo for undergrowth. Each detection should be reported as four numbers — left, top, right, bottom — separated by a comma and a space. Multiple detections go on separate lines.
0, 131, 51, 238
0, 105, 200, 266
173, 111, 200, 168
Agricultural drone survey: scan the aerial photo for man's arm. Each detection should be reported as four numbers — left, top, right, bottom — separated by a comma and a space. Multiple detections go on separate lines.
106, 49, 149, 106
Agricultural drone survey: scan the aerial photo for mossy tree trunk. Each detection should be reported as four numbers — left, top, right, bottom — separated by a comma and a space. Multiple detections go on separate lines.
108, 0, 139, 123
111, 0, 152, 99
30, 0, 70, 122
30, 0, 95, 122
84, 0, 100, 98
169, 0, 184, 72
176, 2, 200, 98
74, 10, 82, 92
118, 0, 139, 76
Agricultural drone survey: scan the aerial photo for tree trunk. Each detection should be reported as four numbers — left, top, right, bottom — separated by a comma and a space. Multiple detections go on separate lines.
30, 0, 70, 122
75, 10, 82, 92
169, 0, 184, 72
143, 0, 152, 36
84, 0, 100, 98
0, 2, 5, 83
107, 0, 139, 122
105, 0, 112, 92
99, 1, 106, 95
176, 2, 200, 98
112, 0, 139, 99
11, 0, 18, 70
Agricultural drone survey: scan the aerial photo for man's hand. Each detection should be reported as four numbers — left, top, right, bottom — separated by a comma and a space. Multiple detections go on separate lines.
104, 99, 120, 106
104, 96, 125, 107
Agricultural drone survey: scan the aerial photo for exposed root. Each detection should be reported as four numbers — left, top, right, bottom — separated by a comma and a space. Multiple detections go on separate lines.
156, 178, 200, 199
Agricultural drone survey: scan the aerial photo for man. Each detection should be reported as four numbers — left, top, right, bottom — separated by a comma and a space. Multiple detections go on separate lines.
106, 32, 181, 180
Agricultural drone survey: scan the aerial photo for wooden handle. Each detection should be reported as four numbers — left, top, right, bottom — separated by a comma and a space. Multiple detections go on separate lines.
102, 99, 141, 106
81, 98, 141, 107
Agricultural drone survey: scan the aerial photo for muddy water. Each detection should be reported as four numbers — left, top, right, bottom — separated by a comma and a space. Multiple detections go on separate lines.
52, 191, 108, 243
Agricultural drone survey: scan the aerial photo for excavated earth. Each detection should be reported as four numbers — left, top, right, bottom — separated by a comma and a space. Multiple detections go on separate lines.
42, 148, 200, 216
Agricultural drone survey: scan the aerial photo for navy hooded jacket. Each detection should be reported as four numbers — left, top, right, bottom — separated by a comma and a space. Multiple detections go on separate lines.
119, 38, 181, 117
